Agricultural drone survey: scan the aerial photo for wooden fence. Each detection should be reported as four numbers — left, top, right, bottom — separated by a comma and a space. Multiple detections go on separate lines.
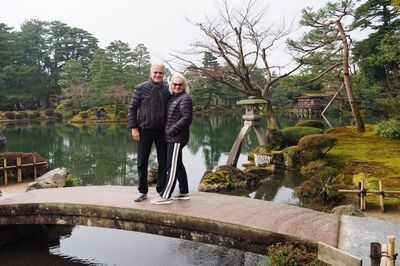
0, 156, 47, 185
339, 180, 400, 212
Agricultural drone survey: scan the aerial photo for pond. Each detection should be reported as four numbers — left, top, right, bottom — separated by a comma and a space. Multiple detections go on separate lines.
0, 112, 381, 265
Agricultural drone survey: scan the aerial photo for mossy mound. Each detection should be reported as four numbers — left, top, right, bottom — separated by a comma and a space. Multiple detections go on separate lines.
298, 134, 337, 162
198, 165, 260, 192
283, 146, 301, 170
281, 126, 323, 146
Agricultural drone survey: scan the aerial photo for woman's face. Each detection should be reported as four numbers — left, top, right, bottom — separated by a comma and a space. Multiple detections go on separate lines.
172, 78, 185, 93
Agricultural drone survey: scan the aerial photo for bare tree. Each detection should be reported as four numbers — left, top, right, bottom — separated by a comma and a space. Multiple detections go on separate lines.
170, 0, 307, 129
289, 0, 365, 132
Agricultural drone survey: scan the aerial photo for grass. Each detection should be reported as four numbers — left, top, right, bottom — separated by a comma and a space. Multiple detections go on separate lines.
327, 124, 400, 206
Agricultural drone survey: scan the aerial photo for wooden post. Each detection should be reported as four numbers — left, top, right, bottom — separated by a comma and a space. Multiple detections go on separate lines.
387, 235, 396, 266
359, 181, 366, 211
381, 244, 388, 266
358, 181, 362, 210
379, 180, 385, 212
33, 156, 37, 179
3, 158, 7, 186
370, 242, 381, 266
17, 157, 22, 182
362, 179, 367, 210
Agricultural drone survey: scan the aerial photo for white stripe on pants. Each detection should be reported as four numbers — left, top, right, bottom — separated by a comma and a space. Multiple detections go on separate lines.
162, 143, 181, 198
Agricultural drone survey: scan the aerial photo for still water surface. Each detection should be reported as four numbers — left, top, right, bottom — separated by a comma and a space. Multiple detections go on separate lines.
0, 112, 379, 265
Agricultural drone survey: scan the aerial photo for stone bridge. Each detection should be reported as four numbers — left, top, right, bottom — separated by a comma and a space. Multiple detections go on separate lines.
0, 186, 339, 254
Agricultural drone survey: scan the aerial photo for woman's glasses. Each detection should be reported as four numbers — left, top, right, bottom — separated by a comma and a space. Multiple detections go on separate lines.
173, 83, 184, 87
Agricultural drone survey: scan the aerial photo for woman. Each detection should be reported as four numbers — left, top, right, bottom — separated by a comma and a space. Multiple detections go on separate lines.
151, 74, 193, 205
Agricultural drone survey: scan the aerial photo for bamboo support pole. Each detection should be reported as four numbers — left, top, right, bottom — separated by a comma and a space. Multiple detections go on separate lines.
17, 157, 22, 182
381, 244, 388, 266
360, 180, 366, 211
379, 180, 385, 212
387, 235, 396, 266
3, 158, 7, 186
339, 189, 400, 194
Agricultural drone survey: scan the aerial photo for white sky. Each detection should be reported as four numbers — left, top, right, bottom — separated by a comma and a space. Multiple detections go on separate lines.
2, 0, 336, 67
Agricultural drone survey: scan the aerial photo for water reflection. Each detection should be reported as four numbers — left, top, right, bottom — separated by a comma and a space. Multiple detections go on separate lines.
48, 226, 264, 266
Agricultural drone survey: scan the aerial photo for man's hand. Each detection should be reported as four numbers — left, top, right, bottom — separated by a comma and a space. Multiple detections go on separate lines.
131, 128, 140, 142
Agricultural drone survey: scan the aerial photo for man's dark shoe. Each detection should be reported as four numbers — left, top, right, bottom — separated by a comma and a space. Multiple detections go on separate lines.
171, 193, 190, 200
134, 193, 148, 202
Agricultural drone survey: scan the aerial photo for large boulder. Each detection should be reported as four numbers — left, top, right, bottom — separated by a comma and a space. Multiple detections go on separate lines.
25, 168, 68, 191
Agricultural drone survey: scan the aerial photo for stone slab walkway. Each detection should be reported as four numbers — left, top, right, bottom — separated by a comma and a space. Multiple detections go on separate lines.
339, 215, 400, 265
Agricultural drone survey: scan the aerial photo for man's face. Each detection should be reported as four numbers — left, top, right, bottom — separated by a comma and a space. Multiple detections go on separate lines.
150, 66, 164, 83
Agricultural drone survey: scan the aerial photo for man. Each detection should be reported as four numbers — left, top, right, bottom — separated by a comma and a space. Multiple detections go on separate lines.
128, 63, 170, 202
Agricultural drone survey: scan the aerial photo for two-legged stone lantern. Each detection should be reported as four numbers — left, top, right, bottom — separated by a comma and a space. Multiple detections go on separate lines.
226, 96, 268, 167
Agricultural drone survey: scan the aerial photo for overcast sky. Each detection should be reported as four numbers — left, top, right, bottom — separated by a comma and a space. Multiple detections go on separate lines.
2, 0, 334, 67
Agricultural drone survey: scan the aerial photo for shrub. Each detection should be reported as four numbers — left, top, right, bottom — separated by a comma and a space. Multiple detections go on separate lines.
281, 126, 323, 146
295, 120, 324, 129
79, 111, 89, 119
375, 119, 400, 139
4, 112, 15, 120
266, 242, 320, 266
298, 134, 337, 161
64, 175, 81, 187
45, 109, 54, 116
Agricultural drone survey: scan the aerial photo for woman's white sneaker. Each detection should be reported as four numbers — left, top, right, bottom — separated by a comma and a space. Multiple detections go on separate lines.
151, 196, 172, 205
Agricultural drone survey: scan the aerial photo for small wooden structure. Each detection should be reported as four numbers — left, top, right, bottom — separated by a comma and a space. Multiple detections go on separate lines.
296, 93, 328, 118
226, 97, 267, 167
0, 155, 47, 185
339, 180, 400, 212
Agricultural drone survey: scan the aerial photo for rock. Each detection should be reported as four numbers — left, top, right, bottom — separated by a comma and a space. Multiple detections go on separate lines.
25, 168, 68, 191
331, 204, 364, 217
254, 154, 272, 167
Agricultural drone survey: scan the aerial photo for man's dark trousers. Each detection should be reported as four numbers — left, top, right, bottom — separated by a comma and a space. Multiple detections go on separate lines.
137, 128, 167, 194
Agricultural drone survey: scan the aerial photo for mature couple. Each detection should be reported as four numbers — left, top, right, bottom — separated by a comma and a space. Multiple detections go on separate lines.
128, 63, 193, 205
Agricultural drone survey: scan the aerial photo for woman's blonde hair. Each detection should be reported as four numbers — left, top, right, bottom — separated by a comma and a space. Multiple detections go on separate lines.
169, 74, 190, 94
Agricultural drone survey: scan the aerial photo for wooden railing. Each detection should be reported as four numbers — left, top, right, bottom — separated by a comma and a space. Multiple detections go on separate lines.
0, 156, 47, 185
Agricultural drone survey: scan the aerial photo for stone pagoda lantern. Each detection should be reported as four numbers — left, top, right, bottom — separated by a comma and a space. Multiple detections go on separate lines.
226, 96, 268, 167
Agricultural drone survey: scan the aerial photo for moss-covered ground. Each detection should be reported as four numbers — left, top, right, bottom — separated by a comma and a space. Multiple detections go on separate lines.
327, 125, 400, 207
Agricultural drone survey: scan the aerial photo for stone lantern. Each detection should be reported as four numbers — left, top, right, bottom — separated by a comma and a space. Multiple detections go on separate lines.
226, 96, 268, 167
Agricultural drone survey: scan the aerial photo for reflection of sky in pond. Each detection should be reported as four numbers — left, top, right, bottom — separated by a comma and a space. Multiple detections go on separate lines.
49, 226, 265, 266
272, 186, 299, 205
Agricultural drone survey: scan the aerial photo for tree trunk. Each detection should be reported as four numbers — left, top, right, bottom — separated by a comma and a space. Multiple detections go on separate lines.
264, 100, 281, 130
336, 21, 365, 132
